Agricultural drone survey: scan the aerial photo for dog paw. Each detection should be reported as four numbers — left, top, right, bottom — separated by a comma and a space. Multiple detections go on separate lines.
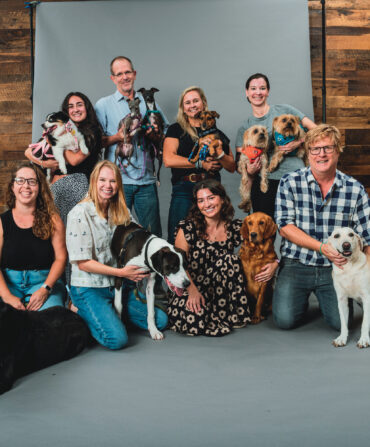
251, 315, 265, 325
149, 329, 164, 341
332, 335, 347, 347
356, 336, 370, 349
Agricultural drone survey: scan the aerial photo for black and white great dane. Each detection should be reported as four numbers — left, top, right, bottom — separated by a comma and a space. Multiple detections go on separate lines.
111, 222, 190, 340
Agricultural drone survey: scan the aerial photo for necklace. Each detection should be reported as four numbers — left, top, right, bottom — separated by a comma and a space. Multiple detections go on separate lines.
206, 222, 227, 242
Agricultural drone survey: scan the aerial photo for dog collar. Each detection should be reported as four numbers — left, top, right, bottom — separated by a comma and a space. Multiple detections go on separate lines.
241, 146, 263, 163
144, 235, 159, 270
274, 124, 307, 146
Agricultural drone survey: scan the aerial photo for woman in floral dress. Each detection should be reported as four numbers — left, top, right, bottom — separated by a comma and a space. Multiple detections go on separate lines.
167, 178, 251, 336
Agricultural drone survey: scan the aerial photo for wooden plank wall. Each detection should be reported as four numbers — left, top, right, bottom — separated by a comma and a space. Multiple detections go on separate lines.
0, 0, 369, 211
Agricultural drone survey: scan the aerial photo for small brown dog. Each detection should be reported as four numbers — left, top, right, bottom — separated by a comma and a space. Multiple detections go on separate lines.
189, 111, 223, 163
268, 114, 306, 173
239, 212, 278, 324
238, 125, 269, 213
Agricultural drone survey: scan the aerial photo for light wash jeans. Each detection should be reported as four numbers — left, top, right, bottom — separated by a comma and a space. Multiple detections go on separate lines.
69, 285, 168, 350
2, 268, 65, 310
272, 258, 340, 330
123, 183, 162, 237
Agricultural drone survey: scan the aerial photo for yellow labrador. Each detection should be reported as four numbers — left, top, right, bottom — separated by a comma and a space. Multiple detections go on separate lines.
328, 227, 370, 348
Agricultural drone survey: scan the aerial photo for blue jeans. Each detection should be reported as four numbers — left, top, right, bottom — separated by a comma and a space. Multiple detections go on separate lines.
272, 258, 340, 330
69, 285, 168, 350
167, 181, 195, 244
2, 268, 65, 310
123, 183, 162, 237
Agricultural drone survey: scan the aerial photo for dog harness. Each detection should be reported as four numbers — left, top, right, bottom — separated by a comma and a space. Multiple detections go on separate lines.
241, 145, 263, 163
144, 235, 159, 270
141, 109, 165, 131
187, 126, 219, 162
118, 228, 149, 265
29, 120, 79, 161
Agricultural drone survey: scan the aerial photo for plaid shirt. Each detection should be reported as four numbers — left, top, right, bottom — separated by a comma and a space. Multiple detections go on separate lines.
275, 167, 370, 266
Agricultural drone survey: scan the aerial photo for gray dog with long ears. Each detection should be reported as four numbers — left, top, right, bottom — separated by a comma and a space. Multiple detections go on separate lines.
115, 97, 142, 166
328, 227, 370, 348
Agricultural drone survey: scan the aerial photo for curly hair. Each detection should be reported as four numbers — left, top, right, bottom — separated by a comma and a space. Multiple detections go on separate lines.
84, 160, 131, 226
61, 91, 103, 158
176, 86, 209, 142
304, 123, 343, 154
6, 162, 58, 240
187, 178, 234, 239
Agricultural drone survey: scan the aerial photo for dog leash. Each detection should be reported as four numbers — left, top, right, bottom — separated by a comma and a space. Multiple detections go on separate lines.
188, 126, 219, 162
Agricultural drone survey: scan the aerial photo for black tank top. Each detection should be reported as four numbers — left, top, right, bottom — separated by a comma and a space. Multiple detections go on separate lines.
1, 210, 54, 270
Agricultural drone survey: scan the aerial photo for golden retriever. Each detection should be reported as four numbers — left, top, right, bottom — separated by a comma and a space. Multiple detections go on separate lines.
239, 212, 278, 324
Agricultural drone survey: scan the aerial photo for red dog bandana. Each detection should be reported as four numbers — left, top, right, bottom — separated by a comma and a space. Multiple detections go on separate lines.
241, 146, 263, 163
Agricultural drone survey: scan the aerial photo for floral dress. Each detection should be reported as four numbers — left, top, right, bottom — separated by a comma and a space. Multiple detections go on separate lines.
167, 219, 251, 336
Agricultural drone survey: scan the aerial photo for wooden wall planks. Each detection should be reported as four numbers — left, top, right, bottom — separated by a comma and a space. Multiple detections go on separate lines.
0, 0, 369, 212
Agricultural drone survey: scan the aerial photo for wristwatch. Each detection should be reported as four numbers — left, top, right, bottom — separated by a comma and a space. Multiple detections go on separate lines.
42, 283, 52, 293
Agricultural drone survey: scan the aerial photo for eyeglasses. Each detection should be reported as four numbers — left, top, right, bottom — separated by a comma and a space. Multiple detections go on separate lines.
14, 177, 38, 186
112, 70, 134, 79
309, 145, 336, 155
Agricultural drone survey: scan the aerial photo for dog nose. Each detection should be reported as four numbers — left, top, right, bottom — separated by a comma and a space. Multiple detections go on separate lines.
250, 232, 257, 239
342, 242, 351, 251
183, 279, 190, 288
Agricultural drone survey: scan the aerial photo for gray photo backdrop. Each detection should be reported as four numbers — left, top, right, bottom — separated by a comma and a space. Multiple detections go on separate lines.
33, 0, 313, 237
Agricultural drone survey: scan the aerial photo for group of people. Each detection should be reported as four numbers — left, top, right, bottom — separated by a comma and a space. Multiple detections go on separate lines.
0, 55, 369, 351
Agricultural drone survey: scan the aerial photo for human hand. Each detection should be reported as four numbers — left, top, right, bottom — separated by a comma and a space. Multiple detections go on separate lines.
246, 156, 262, 175
322, 243, 347, 269
278, 139, 303, 154
255, 262, 279, 283
120, 264, 150, 282
203, 158, 222, 172
42, 159, 60, 169
186, 289, 205, 314
4, 294, 26, 311
27, 288, 49, 311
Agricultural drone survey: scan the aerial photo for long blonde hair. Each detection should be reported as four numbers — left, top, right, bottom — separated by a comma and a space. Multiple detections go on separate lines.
85, 160, 131, 225
176, 86, 208, 141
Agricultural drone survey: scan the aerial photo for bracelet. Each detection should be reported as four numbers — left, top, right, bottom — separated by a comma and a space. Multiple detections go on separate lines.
195, 160, 203, 169
319, 242, 324, 255
215, 151, 225, 160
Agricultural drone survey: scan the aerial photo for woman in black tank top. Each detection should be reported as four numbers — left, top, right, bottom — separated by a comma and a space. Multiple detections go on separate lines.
0, 162, 67, 311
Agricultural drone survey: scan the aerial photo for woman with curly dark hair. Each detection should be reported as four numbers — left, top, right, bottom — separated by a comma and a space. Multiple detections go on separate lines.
25, 91, 103, 224
0, 162, 66, 311
167, 178, 251, 336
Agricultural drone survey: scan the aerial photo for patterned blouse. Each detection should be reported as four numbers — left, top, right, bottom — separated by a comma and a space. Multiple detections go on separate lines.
66, 200, 132, 287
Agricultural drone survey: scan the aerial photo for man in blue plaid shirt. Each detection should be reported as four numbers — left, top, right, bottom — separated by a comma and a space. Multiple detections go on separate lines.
273, 124, 370, 330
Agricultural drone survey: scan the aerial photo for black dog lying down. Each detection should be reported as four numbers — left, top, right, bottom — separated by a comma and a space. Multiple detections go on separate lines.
0, 300, 92, 394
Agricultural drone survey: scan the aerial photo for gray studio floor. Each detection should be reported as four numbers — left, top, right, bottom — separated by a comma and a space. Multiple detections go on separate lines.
1, 299, 370, 447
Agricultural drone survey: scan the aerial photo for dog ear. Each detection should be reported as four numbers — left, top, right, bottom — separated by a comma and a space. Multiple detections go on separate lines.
151, 87, 159, 93
294, 115, 300, 125
174, 247, 188, 269
194, 111, 202, 120
240, 219, 249, 240
264, 215, 277, 240
211, 111, 220, 119
137, 88, 145, 94
272, 116, 279, 130
355, 233, 364, 251
150, 247, 171, 275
